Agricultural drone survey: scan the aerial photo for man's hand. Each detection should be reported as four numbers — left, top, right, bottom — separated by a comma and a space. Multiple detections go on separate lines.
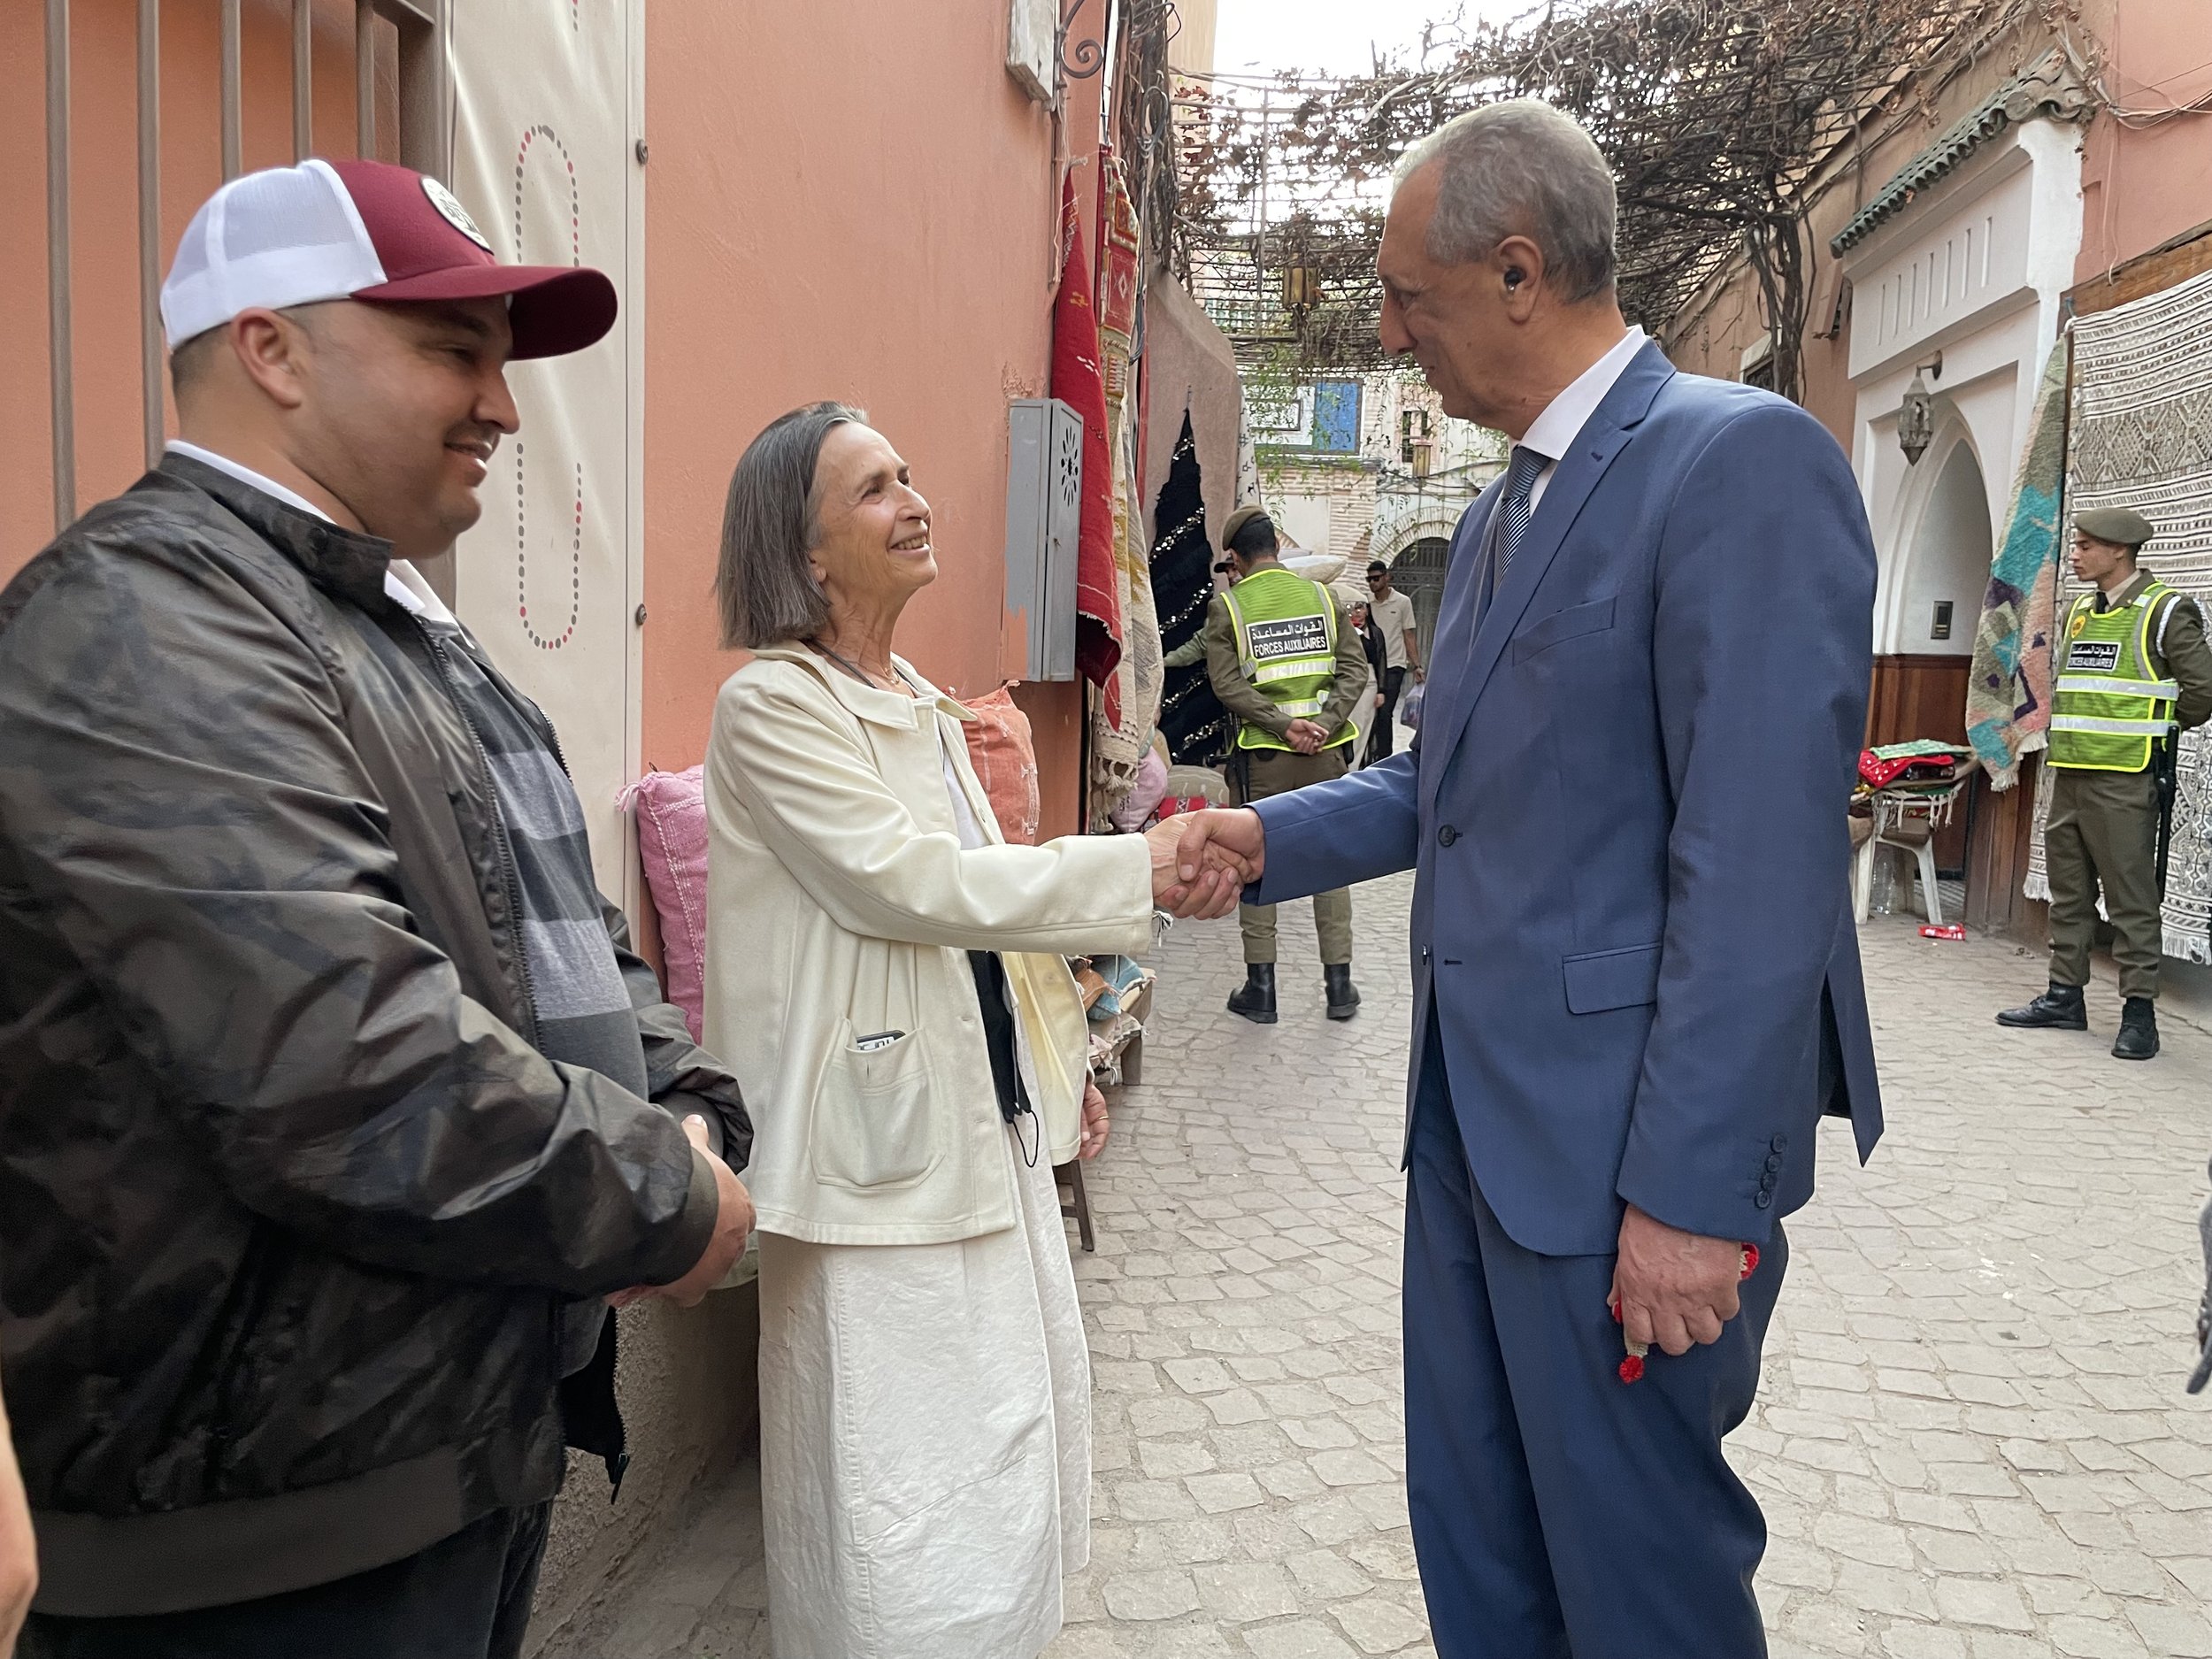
1609, 1202, 1742, 1357
0, 1369, 34, 1659
1078, 1079, 1110, 1160
1146, 815, 1246, 918
613, 1116, 754, 1310
1284, 718, 1327, 755
1173, 808, 1265, 910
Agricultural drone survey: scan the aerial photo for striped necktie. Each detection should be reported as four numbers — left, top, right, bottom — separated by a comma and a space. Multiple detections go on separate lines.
1492, 444, 1548, 595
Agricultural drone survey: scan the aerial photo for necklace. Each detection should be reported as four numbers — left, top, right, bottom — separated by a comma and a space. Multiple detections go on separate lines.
808, 638, 904, 694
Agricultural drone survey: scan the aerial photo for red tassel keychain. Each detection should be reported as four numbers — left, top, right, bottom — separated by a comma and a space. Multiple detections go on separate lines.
1612, 1243, 1759, 1384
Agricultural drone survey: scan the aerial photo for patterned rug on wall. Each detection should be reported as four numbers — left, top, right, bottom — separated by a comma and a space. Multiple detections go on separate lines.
2027, 267, 2212, 964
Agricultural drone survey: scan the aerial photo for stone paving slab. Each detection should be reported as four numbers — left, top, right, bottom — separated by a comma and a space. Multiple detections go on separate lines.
541, 873, 2212, 1658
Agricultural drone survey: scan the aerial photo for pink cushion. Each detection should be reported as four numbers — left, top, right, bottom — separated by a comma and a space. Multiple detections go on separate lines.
623, 765, 710, 1041
960, 687, 1041, 846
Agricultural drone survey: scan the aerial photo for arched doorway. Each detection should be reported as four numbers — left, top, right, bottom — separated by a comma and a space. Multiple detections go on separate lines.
1891, 440, 1993, 657
1869, 434, 1993, 893
1392, 537, 1452, 665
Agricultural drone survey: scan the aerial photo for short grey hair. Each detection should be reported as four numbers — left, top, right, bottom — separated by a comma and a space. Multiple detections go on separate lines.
1394, 100, 1618, 304
716, 401, 867, 650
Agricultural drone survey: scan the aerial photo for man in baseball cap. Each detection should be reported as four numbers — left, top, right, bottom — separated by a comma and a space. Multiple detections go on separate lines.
0, 162, 753, 1656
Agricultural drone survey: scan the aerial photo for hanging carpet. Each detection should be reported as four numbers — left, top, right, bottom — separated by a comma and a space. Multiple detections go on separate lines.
1152, 411, 1231, 768
1965, 339, 2070, 787
1052, 172, 1124, 700
1087, 149, 1164, 823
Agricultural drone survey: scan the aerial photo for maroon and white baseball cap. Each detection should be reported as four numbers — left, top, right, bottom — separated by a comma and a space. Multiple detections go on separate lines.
161, 158, 616, 360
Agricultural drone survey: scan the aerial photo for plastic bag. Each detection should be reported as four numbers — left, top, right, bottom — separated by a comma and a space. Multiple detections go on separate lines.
1400, 680, 1427, 730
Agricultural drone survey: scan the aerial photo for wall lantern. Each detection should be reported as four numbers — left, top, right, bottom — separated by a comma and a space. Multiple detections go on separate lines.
1282, 265, 1322, 322
1897, 351, 1944, 466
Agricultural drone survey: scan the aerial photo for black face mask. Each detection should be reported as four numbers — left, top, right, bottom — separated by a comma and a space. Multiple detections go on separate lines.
965, 950, 1034, 1130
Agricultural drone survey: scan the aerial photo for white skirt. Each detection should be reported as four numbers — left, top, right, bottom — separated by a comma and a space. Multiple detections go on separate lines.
757, 1123, 1090, 1659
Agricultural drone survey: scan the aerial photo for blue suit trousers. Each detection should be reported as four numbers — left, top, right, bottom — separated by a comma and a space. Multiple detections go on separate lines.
1405, 1015, 1784, 1658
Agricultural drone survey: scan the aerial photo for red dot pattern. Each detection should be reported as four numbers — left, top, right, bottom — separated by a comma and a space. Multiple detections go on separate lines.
514, 445, 583, 650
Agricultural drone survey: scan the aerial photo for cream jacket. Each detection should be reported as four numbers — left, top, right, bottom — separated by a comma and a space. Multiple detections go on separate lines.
703, 644, 1155, 1245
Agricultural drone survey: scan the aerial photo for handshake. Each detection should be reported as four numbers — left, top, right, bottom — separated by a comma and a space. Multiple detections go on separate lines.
610, 1112, 756, 1312
1141, 808, 1268, 920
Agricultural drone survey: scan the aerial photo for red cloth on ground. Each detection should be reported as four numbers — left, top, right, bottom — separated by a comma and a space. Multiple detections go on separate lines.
1053, 171, 1124, 696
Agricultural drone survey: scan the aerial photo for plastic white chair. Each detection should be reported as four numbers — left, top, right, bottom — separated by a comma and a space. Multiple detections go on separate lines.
1852, 780, 1964, 925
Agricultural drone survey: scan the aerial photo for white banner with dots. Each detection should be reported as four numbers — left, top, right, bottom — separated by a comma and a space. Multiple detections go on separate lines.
449, 0, 641, 904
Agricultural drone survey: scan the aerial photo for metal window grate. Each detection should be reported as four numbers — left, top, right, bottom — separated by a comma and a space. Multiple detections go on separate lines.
42, 0, 449, 533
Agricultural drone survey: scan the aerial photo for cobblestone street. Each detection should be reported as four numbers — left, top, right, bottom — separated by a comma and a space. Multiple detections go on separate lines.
548, 871, 2212, 1659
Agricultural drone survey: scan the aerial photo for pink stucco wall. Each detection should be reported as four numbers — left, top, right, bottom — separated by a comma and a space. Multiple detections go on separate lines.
2075, 0, 2212, 283
641, 4, 1102, 833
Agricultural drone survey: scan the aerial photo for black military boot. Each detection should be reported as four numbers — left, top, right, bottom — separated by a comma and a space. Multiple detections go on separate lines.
1325, 964, 1361, 1021
2113, 996, 2160, 1061
1995, 983, 2087, 1030
1227, 963, 1278, 1025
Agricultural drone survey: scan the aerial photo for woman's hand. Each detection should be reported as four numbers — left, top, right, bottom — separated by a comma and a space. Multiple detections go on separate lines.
1145, 815, 1247, 918
1079, 1079, 1110, 1160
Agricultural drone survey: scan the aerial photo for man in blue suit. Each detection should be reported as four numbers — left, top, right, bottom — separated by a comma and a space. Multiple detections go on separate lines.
1174, 101, 1882, 1656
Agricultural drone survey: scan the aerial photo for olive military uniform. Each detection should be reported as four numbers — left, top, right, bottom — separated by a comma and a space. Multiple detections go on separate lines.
2044, 567, 2212, 999
1202, 572, 1370, 967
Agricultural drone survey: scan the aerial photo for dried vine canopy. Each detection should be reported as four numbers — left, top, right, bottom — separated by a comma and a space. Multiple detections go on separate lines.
1178, 0, 2015, 399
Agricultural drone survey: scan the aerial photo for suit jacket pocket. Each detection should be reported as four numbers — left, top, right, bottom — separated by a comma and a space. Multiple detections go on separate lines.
1510, 595, 1617, 663
810, 1022, 943, 1191
1562, 941, 1662, 1014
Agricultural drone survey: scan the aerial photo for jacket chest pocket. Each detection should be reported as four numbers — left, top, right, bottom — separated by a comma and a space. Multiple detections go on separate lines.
810, 1021, 944, 1190
1509, 595, 1617, 663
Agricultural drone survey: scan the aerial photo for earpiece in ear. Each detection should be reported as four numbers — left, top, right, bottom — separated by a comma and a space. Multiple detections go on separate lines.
1504, 268, 1525, 289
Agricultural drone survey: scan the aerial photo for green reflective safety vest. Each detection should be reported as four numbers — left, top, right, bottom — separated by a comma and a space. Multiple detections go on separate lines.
2048, 580, 2184, 772
1222, 566, 1356, 753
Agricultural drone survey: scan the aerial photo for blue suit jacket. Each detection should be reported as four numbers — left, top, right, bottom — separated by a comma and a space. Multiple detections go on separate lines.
1249, 344, 1882, 1256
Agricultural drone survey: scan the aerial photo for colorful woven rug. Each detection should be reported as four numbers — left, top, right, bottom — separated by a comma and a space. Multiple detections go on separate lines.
1965, 339, 2069, 787
1087, 150, 1164, 825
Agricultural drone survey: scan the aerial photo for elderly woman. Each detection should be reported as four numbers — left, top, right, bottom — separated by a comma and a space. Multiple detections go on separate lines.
703, 403, 1236, 1659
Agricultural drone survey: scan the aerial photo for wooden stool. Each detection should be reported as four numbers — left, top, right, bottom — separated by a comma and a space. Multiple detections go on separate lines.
1056, 1156, 1095, 1253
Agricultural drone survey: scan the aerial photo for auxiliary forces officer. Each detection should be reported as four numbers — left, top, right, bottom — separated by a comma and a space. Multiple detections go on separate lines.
1999, 508, 2212, 1059
1202, 507, 1368, 1023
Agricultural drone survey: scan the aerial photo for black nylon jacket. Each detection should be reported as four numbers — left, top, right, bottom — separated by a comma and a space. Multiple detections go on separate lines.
0, 456, 751, 1617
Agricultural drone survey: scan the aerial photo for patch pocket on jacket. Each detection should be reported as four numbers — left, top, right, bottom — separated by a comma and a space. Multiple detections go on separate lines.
810, 1023, 942, 1191
1562, 942, 1663, 1014
1510, 595, 1617, 663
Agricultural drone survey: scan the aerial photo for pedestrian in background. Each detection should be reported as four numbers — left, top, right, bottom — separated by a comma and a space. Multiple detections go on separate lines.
1172, 99, 1882, 1657
1997, 508, 2212, 1060
0, 160, 754, 1659
702, 404, 1240, 1659
1364, 557, 1423, 759
1346, 592, 1388, 765
1204, 506, 1367, 1023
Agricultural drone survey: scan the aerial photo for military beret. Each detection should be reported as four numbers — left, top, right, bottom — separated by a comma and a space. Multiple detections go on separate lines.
1219, 503, 1274, 553
2074, 506, 2154, 549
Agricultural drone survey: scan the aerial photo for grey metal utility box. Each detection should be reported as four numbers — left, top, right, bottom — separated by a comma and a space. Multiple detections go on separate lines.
1003, 397, 1084, 682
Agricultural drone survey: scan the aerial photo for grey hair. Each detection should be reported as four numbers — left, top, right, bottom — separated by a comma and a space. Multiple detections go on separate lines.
1394, 101, 1618, 304
716, 401, 868, 650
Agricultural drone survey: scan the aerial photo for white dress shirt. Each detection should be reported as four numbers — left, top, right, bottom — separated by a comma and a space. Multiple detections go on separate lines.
1517, 325, 1647, 512
165, 439, 456, 623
